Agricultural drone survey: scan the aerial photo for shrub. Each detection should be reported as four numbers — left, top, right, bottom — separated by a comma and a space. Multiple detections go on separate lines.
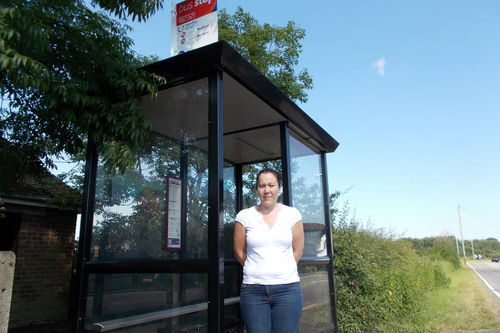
425, 238, 461, 270
331, 201, 452, 332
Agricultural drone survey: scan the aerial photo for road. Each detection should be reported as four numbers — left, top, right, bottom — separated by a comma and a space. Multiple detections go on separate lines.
468, 260, 500, 299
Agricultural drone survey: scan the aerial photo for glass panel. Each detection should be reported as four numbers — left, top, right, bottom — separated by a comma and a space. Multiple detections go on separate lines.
224, 324, 240, 333
143, 78, 209, 144
85, 273, 208, 332
223, 125, 281, 165
224, 166, 242, 331
91, 79, 209, 260
224, 266, 240, 299
185, 148, 208, 259
241, 161, 282, 209
298, 266, 333, 332
223, 166, 237, 259
91, 134, 181, 261
289, 134, 326, 257
224, 265, 241, 326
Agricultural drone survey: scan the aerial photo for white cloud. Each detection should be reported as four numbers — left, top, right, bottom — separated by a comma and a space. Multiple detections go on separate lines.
372, 58, 386, 76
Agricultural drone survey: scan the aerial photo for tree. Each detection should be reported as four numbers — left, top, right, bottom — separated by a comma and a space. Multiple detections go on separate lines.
218, 7, 313, 104
1, 1, 313, 190
463, 238, 500, 258
0, 0, 165, 188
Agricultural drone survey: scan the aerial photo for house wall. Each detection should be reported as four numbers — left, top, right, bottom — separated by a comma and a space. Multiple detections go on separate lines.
5, 204, 77, 328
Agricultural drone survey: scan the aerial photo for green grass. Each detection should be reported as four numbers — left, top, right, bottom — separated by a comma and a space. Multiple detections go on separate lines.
417, 264, 500, 332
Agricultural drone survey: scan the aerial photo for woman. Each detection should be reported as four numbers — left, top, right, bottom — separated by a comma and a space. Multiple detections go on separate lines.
233, 168, 305, 333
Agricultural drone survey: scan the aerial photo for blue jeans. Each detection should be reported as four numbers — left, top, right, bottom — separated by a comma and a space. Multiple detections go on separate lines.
240, 282, 303, 333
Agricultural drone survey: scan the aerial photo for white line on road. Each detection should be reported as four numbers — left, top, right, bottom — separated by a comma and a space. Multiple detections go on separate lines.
467, 263, 500, 299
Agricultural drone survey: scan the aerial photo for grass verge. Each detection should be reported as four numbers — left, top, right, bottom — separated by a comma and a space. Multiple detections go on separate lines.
417, 263, 500, 332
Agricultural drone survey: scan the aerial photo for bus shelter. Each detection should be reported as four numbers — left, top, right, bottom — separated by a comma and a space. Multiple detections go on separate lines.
75, 41, 340, 333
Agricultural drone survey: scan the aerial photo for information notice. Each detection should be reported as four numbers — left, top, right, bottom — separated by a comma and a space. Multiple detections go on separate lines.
171, 0, 218, 56
166, 177, 182, 250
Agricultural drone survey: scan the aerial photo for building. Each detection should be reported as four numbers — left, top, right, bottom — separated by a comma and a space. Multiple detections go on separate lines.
1, 176, 79, 328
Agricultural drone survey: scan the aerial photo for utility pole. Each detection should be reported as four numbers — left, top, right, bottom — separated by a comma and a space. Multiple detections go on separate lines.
471, 239, 475, 259
455, 236, 460, 260
458, 205, 467, 265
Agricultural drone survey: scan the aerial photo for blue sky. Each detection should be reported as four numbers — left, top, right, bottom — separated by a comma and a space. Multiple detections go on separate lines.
121, 0, 499, 241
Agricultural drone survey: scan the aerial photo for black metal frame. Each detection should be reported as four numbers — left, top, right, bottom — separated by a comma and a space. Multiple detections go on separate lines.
321, 152, 339, 333
180, 143, 188, 260
74, 138, 98, 333
207, 68, 225, 332
280, 122, 292, 206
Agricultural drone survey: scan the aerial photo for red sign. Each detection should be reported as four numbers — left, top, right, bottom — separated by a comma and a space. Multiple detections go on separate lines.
176, 0, 217, 25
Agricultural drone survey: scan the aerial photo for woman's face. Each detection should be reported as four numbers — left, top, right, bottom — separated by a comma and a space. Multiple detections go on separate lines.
257, 172, 281, 207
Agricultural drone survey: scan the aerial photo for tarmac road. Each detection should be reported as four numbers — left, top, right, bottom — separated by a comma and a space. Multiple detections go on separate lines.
468, 260, 500, 300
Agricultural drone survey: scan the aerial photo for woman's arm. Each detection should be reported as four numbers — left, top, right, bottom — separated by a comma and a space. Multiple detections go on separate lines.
292, 221, 305, 263
233, 222, 247, 266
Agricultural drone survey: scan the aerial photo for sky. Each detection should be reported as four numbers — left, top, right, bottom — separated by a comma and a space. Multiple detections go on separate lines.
94, 0, 500, 241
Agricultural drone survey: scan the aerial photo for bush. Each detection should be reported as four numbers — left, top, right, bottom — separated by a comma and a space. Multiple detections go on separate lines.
331, 201, 452, 332
425, 239, 461, 270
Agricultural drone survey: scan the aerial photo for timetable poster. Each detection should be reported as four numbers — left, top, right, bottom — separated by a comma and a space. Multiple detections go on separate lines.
165, 176, 182, 250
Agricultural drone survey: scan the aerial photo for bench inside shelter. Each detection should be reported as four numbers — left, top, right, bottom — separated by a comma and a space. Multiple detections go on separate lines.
90, 297, 240, 332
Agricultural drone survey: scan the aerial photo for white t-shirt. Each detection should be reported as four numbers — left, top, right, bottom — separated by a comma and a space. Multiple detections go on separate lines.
235, 204, 302, 285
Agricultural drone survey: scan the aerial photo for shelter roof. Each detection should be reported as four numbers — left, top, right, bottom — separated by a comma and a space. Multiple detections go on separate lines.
141, 41, 339, 162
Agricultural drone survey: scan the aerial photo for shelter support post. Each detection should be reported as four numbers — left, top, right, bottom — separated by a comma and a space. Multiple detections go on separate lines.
207, 68, 225, 332
74, 138, 98, 333
321, 152, 339, 333
280, 122, 292, 206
